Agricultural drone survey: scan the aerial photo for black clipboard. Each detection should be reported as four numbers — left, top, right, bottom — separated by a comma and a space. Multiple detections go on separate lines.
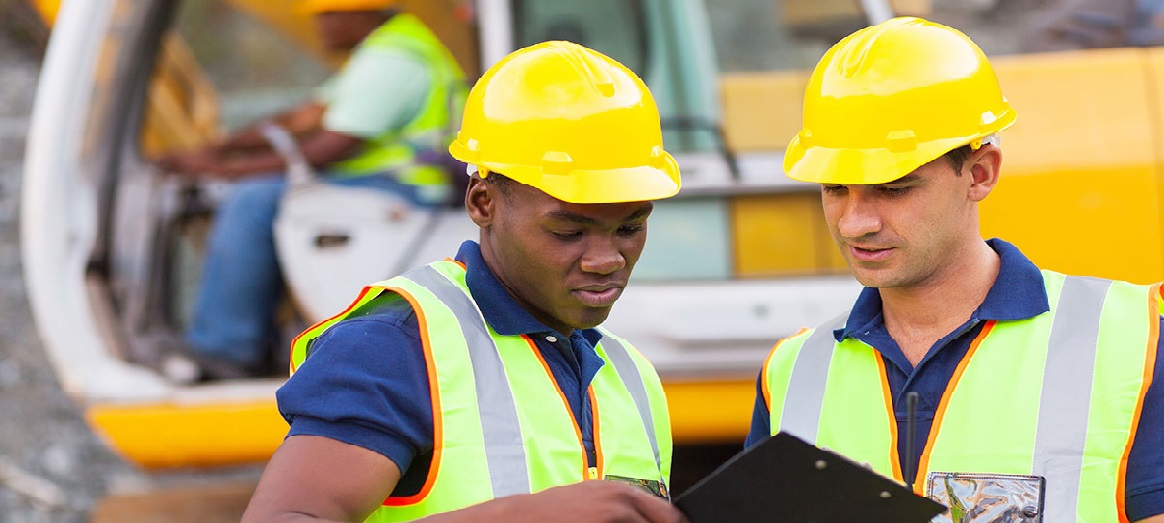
673, 432, 946, 522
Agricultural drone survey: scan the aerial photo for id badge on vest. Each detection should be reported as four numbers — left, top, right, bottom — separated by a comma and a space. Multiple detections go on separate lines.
605, 475, 669, 500
927, 472, 1046, 522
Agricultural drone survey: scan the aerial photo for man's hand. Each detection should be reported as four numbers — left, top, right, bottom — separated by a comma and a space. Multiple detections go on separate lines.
428, 480, 689, 523
156, 144, 222, 176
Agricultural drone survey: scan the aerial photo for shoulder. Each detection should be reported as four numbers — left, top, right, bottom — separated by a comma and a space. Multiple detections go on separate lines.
282, 292, 431, 403
761, 321, 839, 377
338, 291, 421, 337
304, 292, 423, 362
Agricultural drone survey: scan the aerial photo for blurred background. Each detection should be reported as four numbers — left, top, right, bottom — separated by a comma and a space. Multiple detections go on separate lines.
0, 5, 132, 523
4, 0, 1164, 521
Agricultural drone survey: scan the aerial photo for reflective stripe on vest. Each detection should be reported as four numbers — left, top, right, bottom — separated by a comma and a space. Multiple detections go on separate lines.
290, 260, 670, 522
329, 13, 467, 185
763, 271, 1159, 522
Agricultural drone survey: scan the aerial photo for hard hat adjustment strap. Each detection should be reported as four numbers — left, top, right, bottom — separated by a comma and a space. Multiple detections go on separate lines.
466, 163, 489, 178
970, 134, 998, 150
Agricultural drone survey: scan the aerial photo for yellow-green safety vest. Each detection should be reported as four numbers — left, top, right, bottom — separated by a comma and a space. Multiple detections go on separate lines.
329, 13, 468, 188
762, 271, 1160, 522
291, 260, 672, 522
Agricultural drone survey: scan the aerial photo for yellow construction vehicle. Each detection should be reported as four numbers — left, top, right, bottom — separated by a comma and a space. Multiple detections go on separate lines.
21, 0, 1164, 475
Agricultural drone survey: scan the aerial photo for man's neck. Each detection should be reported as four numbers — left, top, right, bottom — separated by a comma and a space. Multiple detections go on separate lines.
880, 240, 1000, 367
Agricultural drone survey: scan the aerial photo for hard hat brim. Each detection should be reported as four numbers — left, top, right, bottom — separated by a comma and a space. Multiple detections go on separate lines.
784, 112, 1016, 185
470, 155, 682, 204
298, 0, 396, 14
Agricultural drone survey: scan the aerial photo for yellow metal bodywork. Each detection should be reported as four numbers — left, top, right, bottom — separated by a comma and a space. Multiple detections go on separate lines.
718, 47, 1164, 284
732, 192, 847, 277
85, 379, 757, 469
662, 379, 756, 443
87, 399, 287, 469
719, 72, 806, 152
982, 49, 1163, 284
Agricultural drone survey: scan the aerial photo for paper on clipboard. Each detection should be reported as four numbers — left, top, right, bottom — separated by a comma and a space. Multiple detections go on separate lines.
673, 432, 946, 523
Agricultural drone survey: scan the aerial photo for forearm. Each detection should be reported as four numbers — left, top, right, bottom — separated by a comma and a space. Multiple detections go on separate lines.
212, 151, 287, 179
217, 127, 276, 152
219, 102, 326, 152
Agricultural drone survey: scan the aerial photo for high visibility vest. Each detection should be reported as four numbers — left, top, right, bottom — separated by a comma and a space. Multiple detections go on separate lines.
762, 271, 1160, 522
329, 13, 468, 188
290, 260, 672, 522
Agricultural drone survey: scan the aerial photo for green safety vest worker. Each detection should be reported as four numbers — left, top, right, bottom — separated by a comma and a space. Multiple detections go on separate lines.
326, 12, 467, 189
761, 271, 1161, 522
290, 260, 673, 522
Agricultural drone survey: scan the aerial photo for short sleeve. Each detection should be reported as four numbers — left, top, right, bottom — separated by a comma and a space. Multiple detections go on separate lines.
1123, 316, 1164, 520
275, 299, 434, 474
321, 47, 432, 139
745, 372, 771, 449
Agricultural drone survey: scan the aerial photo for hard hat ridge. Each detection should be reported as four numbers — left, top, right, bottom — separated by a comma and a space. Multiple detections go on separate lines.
449, 41, 681, 204
785, 17, 1016, 185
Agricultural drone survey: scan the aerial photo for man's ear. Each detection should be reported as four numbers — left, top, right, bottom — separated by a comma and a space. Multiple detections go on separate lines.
966, 144, 1002, 203
465, 175, 495, 227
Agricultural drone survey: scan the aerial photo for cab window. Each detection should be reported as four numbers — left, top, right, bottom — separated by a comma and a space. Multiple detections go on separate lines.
141, 0, 331, 156
512, 0, 648, 74
924, 0, 1164, 56
708, 0, 867, 72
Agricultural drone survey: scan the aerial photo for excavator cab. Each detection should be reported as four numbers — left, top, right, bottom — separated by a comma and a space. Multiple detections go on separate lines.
25, 0, 862, 469
34, 0, 1163, 473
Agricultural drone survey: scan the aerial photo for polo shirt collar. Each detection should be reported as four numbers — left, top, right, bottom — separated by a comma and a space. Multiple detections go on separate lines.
836, 238, 1049, 341
455, 241, 603, 346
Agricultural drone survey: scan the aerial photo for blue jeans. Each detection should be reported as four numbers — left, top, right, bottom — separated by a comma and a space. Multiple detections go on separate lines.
186, 173, 442, 366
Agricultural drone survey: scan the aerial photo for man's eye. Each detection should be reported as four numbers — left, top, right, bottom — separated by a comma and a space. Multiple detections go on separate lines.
822, 185, 846, 194
617, 224, 645, 236
551, 230, 582, 239
881, 186, 911, 195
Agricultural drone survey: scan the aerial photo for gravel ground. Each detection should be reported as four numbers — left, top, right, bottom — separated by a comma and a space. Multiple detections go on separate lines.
0, 31, 139, 523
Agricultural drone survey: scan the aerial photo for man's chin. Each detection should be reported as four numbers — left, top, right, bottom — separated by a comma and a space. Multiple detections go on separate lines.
851, 268, 898, 289
572, 308, 614, 331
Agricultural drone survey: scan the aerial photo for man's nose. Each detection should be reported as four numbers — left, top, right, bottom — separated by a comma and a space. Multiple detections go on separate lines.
579, 237, 626, 275
836, 191, 882, 239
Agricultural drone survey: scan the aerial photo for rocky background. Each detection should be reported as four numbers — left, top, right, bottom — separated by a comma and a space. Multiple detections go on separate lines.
0, 9, 267, 519
0, 10, 136, 522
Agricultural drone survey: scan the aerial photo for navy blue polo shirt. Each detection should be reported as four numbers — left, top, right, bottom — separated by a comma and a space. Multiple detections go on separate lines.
745, 239, 1164, 521
277, 241, 607, 496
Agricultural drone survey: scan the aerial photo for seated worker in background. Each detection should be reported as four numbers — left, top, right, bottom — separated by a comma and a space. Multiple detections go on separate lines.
157, 0, 466, 380
241, 41, 686, 522
750, 17, 1164, 522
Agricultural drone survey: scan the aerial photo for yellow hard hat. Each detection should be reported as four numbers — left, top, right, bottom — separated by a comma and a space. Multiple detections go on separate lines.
785, 17, 1016, 185
299, 0, 396, 14
449, 41, 680, 204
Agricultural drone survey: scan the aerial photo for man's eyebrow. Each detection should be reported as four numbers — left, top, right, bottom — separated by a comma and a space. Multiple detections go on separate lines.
883, 174, 921, 185
544, 203, 654, 224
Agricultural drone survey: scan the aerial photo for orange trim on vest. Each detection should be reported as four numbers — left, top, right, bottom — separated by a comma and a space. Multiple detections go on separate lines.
1116, 282, 1161, 523
289, 285, 378, 374
876, 354, 904, 482
381, 285, 443, 507
914, 320, 996, 494
761, 328, 810, 412
525, 335, 590, 480
588, 387, 604, 479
